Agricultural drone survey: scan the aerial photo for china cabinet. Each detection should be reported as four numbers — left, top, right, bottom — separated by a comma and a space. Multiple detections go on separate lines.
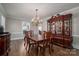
0, 32, 10, 55
47, 14, 73, 48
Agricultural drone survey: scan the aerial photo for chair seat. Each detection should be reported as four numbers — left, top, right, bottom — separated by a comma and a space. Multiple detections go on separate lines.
38, 42, 50, 48
30, 41, 35, 44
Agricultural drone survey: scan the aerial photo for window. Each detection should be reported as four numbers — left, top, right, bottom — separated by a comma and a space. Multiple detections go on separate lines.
22, 21, 30, 31
38, 26, 42, 31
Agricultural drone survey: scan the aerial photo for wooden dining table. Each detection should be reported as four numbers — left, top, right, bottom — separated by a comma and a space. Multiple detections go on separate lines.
28, 34, 43, 55
28, 34, 53, 55
30, 34, 44, 42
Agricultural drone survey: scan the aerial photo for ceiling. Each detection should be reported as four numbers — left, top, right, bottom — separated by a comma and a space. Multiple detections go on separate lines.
1, 3, 79, 21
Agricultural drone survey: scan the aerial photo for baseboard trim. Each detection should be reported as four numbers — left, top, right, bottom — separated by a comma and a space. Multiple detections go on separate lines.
11, 37, 24, 40
72, 44, 79, 49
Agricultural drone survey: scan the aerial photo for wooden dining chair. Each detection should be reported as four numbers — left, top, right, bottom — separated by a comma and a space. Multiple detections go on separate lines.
24, 31, 36, 55
38, 31, 53, 55
46, 32, 54, 52
24, 31, 34, 46
38, 38, 51, 55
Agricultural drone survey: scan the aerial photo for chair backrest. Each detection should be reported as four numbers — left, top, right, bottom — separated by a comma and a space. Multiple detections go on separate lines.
26, 37, 30, 44
43, 31, 52, 39
24, 31, 33, 37
24, 31, 32, 45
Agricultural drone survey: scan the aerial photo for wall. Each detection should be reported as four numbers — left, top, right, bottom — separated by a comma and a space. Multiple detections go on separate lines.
6, 18, 30, 40
0, 4, 6, 31
0, 15, 1, 25
42, 16, 51, 31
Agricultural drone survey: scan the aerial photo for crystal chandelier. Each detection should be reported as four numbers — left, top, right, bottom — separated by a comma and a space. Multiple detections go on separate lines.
31, 9, 42, 26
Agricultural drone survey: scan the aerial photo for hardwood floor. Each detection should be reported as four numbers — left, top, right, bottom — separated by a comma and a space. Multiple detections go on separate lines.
9, 39, 79, 56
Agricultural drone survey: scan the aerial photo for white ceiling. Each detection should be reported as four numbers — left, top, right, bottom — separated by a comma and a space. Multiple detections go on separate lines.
1, 3, 79, 21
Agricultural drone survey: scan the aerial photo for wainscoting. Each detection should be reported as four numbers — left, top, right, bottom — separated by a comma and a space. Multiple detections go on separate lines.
72, 35, 79, 49
11, 32, 24, 40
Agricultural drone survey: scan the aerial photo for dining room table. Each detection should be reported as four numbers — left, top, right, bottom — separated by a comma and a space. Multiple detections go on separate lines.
28, 34, 53, 55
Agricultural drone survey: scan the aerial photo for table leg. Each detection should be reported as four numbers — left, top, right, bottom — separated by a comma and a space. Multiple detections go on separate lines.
36, 44, 39, 56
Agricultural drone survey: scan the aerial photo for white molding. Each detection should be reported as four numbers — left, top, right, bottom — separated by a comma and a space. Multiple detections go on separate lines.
6, 16, 30, 22
10, 32, 24, 40
11, 37, 24, 40
11, 32, 23, 34
72, 35, 79, 37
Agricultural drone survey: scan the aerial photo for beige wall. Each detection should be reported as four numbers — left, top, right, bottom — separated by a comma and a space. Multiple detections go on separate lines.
6, 18, 30, 40
6, 18, 22, 33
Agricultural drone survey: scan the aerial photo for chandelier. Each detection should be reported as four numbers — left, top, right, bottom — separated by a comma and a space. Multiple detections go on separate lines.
31, 9, 42, 26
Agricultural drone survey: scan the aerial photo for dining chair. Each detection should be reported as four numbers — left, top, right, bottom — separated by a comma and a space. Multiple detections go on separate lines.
24, 31, 36, 55
38, 38, 51, 55
24, 37, 37, 55
46, 32, 54, 52
38, 31, 53, 55
24, 31, 33, 46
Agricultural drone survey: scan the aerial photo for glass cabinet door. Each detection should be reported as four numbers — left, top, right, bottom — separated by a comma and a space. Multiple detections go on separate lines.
64, 20, 70, 36
55, 20, 62, 34
47, 23, 51, 31
51, 22, 55, 34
